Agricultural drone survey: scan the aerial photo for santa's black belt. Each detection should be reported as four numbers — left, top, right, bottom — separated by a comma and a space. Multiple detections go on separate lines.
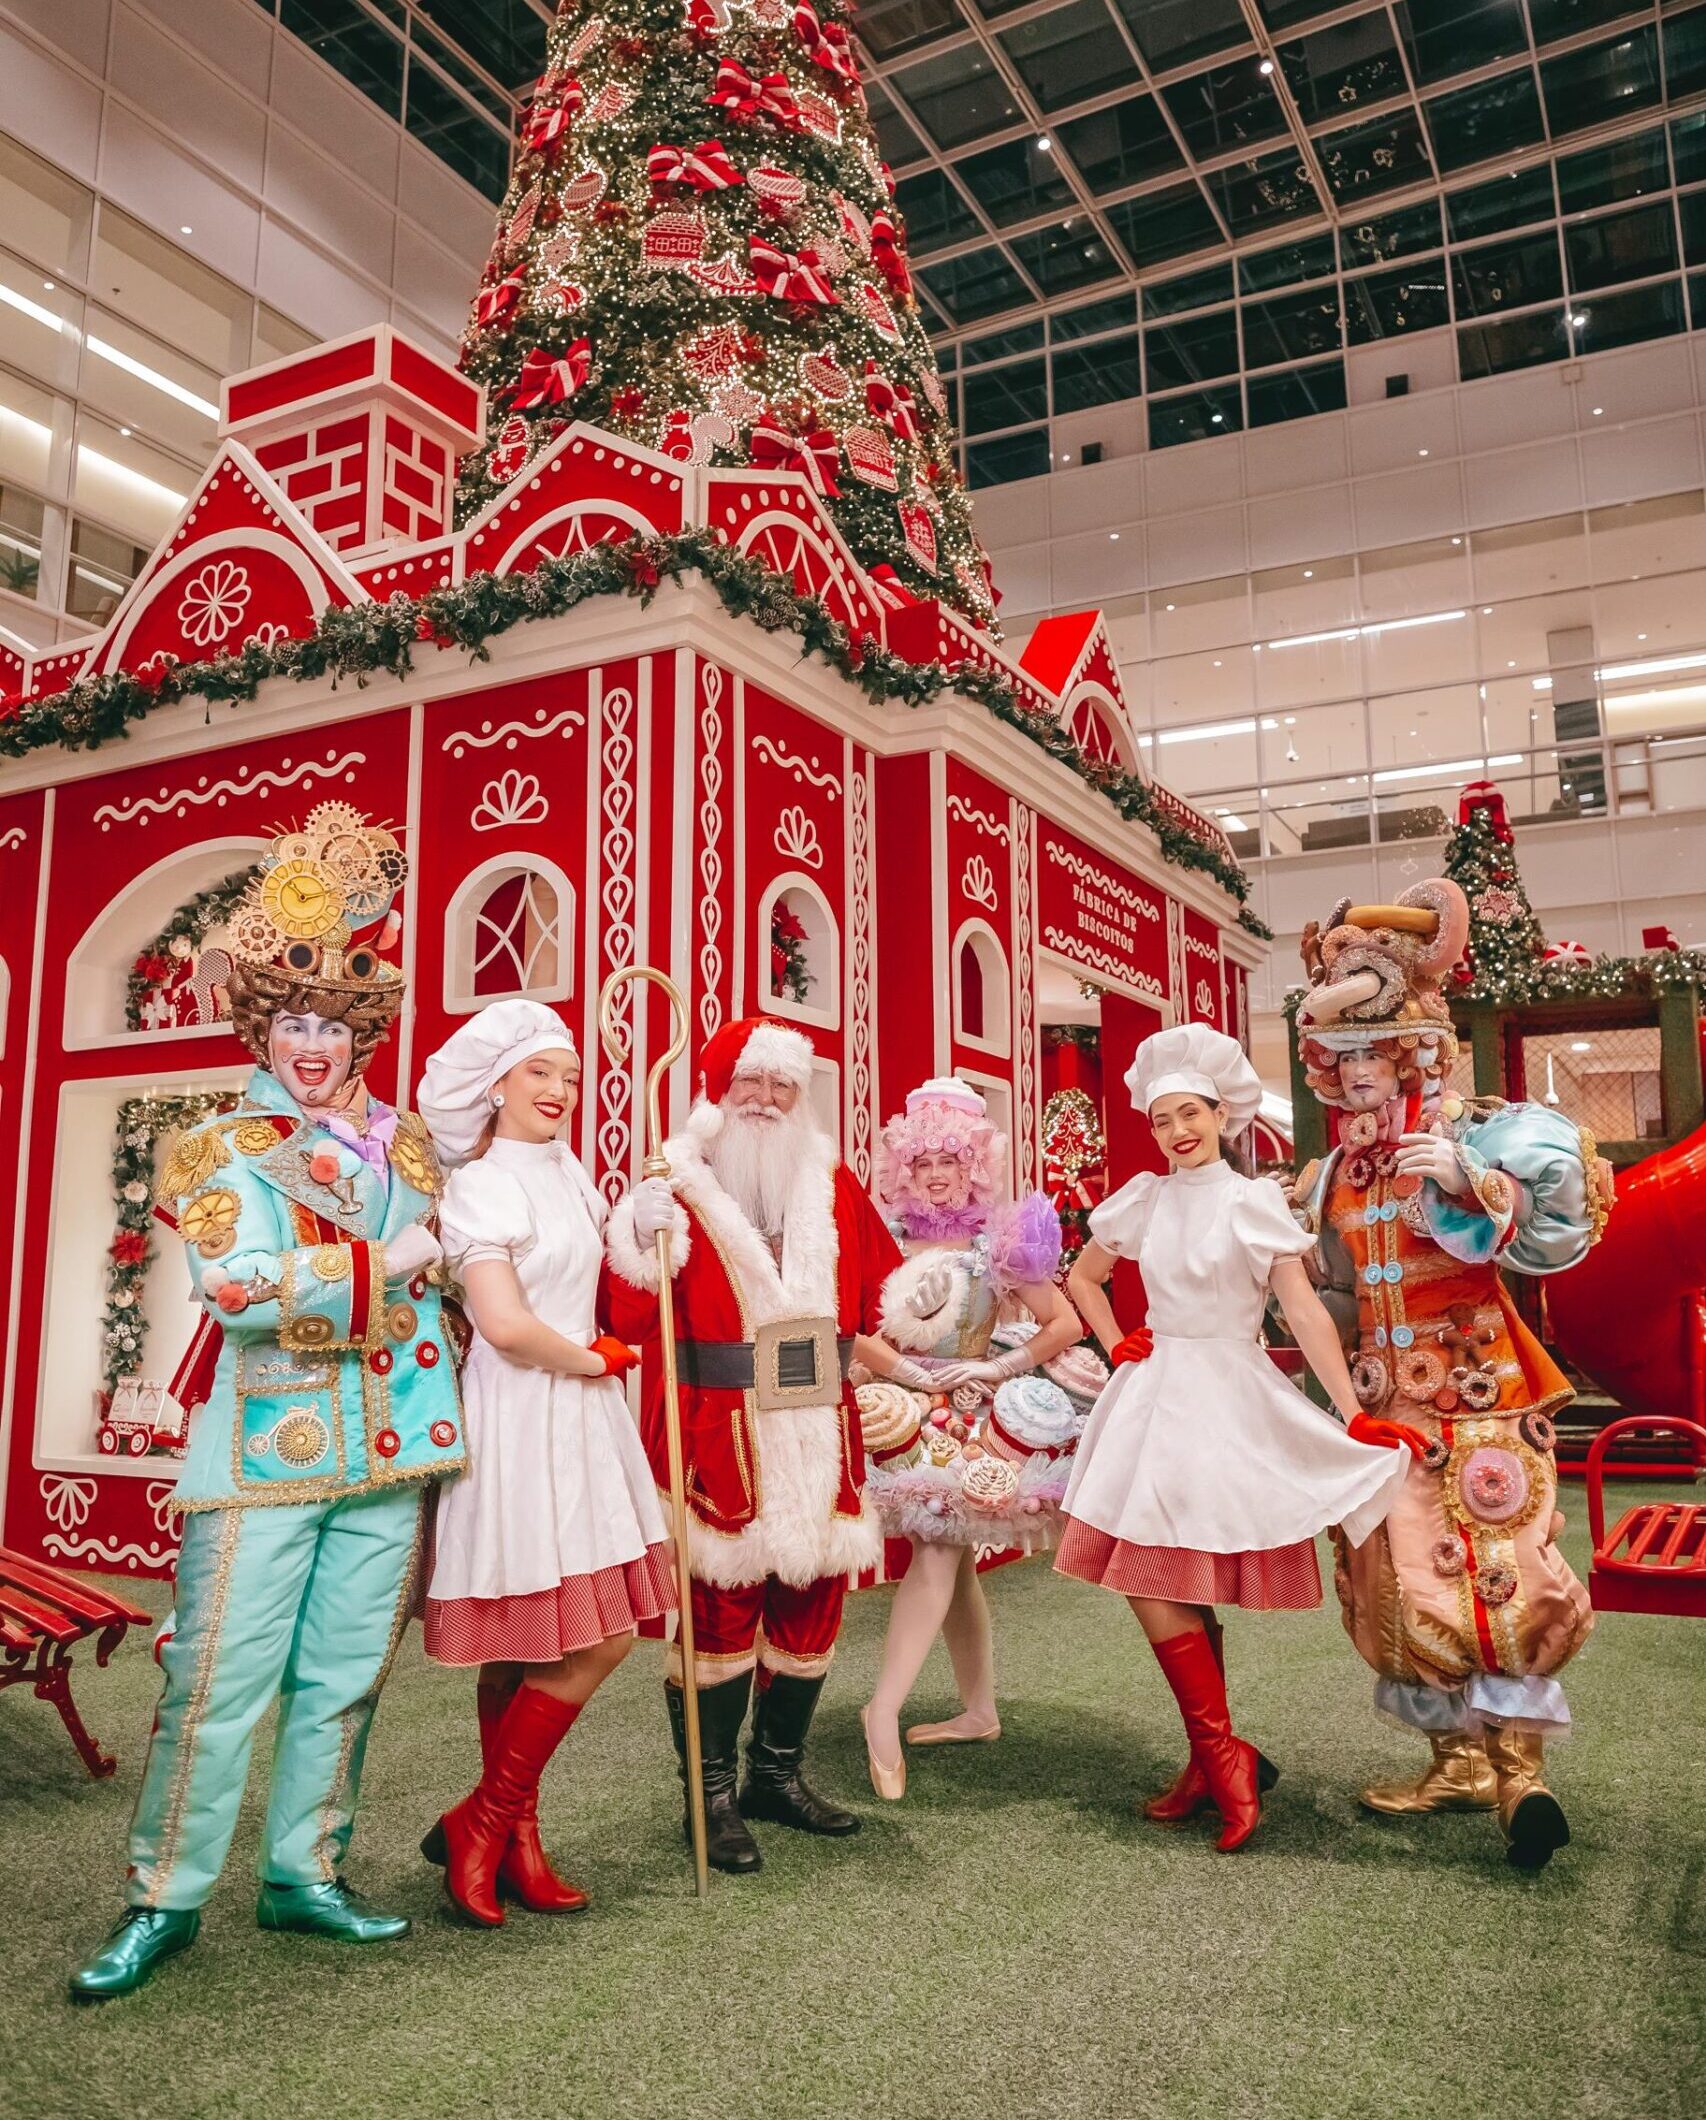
676, 1317, 852, 1410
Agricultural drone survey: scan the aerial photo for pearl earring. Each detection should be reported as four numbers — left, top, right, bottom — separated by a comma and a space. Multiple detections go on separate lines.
491, 1092, 505, 1109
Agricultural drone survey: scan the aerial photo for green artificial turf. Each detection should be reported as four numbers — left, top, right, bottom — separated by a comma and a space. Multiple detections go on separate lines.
2, 1484, 1701, 2120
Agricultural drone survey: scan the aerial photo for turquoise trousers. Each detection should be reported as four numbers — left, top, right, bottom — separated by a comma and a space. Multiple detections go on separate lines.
126, 1487, 424, 1911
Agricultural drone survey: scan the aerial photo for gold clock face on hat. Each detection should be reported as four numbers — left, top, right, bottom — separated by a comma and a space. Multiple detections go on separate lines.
261, 859, 340, 940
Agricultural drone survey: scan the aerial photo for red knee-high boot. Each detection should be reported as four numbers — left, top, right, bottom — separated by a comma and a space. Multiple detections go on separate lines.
1149, 1629, 1264, 1853
1144, 1618, 1278, 1825
423, 1687, 584, 1924
476, 1677, 589, 1915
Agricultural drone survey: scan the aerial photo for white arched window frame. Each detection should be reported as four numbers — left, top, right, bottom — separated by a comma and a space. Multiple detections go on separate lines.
756, 869, 841, 1031
64, 834, 270, 1051
445, 851, 576, 1012
952, 917, 1012, 1058
1062, 683, 1140, 774
955, 1065, 1015, 1190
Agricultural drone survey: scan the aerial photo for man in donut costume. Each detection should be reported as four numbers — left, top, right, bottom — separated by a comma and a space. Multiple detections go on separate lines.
1291, 878, 1610, 1868
603, 1017, 901, 1874
71, 806, 465, 1998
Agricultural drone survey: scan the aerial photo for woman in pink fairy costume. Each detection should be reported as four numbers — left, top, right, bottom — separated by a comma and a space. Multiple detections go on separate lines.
1059, 1025, 1424, 1851
856, 1079, 1082, 1800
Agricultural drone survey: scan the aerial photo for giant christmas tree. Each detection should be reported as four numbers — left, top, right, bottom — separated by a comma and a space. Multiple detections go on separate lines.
456, 0, 996, 624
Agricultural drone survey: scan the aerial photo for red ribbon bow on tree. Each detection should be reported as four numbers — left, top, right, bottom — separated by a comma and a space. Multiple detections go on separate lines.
1043, 1157, 1101, 1212
750, 412, 841, 497
792, 3, 860, 90
708, 59, 802, 128
646, 139, 743, 196
521, 79, 582, 157
867, 563, 919, 609
867, 209, 912, 297
1457, 778, 1512, 843
509, 340, 591, 409
750, 235, 838, 307
472, 273, 525, 330
864, 361, 921, 439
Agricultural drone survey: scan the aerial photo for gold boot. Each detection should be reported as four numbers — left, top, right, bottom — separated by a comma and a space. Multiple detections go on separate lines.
1482, 1724, 1570, 1871
1359, 1731, 1498, 1816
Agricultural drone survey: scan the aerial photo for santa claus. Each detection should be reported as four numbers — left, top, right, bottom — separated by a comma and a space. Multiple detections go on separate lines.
603, 1016, 901, 1874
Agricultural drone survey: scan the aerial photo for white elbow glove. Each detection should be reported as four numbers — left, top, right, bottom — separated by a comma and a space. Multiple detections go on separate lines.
383, 1224, 442, 1281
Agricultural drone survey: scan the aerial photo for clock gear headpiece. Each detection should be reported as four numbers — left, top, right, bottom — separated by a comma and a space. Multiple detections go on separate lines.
226, 803, 408, 1075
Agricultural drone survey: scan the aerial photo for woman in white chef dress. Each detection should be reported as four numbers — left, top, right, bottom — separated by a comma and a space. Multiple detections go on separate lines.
416, 1001, 676, 1926
1059, 1024, 1422, 1851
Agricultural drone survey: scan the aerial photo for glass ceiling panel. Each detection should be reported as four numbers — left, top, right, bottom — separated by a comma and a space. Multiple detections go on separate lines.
953, 136, 1075, 225
1279, 15, 1407, 125
1010, 220, 1123, 293
891, 44, 1023, 151
1111, 0, 1249, 72
1317, 110, 1434, 200
1201, 149, 1323, 237
864, 76, 931, 169
1239, 231, 1336, 291
1665, 8, 1706, 100
1052, 291, 1138, 337
917, 243, 1034, 321
1446, 165, 1557, 242
1340, 198, 1444, 266
1556, 128, 1668, 214
997, 0, 1143, 115
1053, 96, 1184, 193
1393, 0, 1528, 87
855, 0, 967, 62
1424, 68, 1546, 174
1541, 29, 1662, 142
1529, 0, 1656, 46
1104, 183, 1225, 270
1161, 57, 1290, 160
1144, 261, 1235, 316
893, 167, 986, 250
413, 0, 544, 88
1254, 0, 1352, 32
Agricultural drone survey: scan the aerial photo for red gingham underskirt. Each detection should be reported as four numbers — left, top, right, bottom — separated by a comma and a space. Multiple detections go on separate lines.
424, 1542, 678, 1665
1055, 1517, 1322, 1610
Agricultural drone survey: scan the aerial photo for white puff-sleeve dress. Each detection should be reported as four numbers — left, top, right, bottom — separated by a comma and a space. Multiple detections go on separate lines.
423, 1136, 676, 1665
1055, 1158, 1408, 1609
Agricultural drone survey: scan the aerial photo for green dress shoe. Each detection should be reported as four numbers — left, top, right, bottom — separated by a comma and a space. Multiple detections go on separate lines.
255, 1878, 410, 1942
69, 1907, 201, 2001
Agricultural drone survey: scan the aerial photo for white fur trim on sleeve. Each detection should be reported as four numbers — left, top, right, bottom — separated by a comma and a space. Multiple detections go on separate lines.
736, 1021, 814, 1087
605, 1190, 691, 1291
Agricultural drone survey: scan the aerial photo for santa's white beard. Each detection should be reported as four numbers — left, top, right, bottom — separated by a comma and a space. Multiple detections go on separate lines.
700, 1098, 825, 1236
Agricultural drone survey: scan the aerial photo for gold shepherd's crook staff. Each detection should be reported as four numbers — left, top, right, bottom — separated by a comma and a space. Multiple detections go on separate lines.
597, 964, 709, 1899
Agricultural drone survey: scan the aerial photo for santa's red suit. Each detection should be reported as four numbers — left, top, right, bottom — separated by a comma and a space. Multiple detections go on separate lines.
602, 1016, 900, 1874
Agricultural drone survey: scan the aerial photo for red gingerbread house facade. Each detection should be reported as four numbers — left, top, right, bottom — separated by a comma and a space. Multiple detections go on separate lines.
0, 329, 1264, 1577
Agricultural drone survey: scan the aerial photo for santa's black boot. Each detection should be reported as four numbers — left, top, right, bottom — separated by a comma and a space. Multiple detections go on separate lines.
740, 1672, 861, 1836
667, 1675, 762, 1875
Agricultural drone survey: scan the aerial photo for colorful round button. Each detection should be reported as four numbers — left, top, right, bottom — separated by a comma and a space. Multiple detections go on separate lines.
1391, 1325, 1416, 1348
417, 1341, 440, 1368
409, 1275, 427, 1300
369, 1348, 394, 1375
1383, 1261, 1404, 1283
1363, 1263, 1383, 1285
429, 1419, 457, 1448
1374, 1326, 1388, 1349
374, 1428, 401, 1459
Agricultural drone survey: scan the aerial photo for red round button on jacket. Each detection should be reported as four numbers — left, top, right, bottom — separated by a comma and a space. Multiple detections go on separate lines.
369, 1348, 394, 1376
417, 1342, 440, 1369
374, 1428, 401, 1459
409, 1276, 427, 1300
429, 1419, 457, 1448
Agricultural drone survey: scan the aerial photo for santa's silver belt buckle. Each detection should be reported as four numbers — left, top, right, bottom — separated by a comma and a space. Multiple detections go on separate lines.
752, 1316, 840, 1411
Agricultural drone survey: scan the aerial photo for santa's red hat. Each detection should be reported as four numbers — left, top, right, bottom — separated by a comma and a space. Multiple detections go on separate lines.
698, 1015, 816, 1103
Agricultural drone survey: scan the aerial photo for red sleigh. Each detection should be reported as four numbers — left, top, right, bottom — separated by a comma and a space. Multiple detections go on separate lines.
1585, 1417, 1706, 1617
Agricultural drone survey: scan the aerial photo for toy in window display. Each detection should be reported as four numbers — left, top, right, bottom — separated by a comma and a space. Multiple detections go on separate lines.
70, 807, 466, 2000
1058, 1025, 1421, 1854
600, 1017, 903, 1876
414, 1001, 677, 1927
854, 1079, 1085, 1800
1290, 881, 1609, 1868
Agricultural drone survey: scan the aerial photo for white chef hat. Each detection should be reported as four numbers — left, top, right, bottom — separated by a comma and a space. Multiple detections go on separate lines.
1123, 1023, 1262, 1137
417, 999, 578, 1166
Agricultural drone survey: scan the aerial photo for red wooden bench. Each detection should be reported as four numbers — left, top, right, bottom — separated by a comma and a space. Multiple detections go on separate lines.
0, 1546, 153, 1776
1585, 1417, 1706, 1618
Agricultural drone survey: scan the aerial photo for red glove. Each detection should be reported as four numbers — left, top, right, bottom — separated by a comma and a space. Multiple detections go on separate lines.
1348, 1411, 1429, 1460
1111, 1328, 1154, 1367
590, 1334, 640, 1380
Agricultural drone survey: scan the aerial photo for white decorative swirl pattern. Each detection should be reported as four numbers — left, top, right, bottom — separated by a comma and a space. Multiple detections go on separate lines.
1042, 924, 1167, 1003
848, 760, 874, 1183
472, 769, 549, 831
44, 1534, 171, 1571
1185, 931, 1220, 963
961, 853, 997, 910
1044, 839, 1162, 920
696, 665, 726, 1044
441, 706, 586, 758
40, 1473, 96, 1531
1014, 808, 1037, 1190
177, 559, 251, 648
595, 687, 638, 1202
752, 734, 840, 795
0, 827, 25, 851
146, 1479, 178, 1533
1194, 976, 1218, 1021
1167, 900, 1186, 1015
774, 804, 823, 870
94, 751, 365, 829
947, 794, 1009, 843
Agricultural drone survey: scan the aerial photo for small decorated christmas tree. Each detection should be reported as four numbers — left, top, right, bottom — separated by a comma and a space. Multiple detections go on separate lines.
1040, 1083, 1105, 1274
1442, 780, 1551, 1002
456, 0, 995, 623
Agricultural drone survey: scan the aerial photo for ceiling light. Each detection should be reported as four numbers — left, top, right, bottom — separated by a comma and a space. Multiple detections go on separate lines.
1137, 715, 1279, 747
1599, 648, 1706, 682
119, 425, 131, 437
87, 335, 219, 419
1259, 58, 1274, 74
1212, 658, 1222, 667
1108, 531, 1119, 540
1210, 411, 1225, 424
1637, 632, 1647, 640
1371, 752, 1521, 786
1482, 606, 1492, 614
1532, 676, 1553, 691
1302, 568, 1313, 578
1567, 309, 1588, 327
75, 443, 187, 511
180, 224, 193, 235
0, 280, 66, 332
1036, 135, 1051, 152
1283, 715, 1296, 724
1507, 659, 1516, 667
1592, 405, 1604, 416
1417, 447, 1429, 457
1164, 602, 1175, 611
41, 279, 53, 292
1570, 1040, 1593, 1053
1451, 536, 1462, 546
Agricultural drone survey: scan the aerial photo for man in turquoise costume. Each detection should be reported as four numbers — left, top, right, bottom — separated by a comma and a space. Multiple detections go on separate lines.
72, 805, 466, 2000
